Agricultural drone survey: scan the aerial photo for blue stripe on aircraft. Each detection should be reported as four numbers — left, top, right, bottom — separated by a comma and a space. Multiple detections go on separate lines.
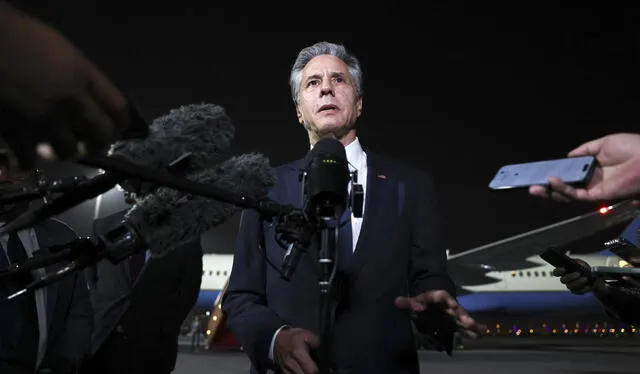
458, 291, 602, 313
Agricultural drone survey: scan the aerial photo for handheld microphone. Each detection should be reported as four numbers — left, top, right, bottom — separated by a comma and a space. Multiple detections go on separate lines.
123, 152, 276, 257
0, 103, 236, 236
110, 103, 235, 196
0, 152, 278, 302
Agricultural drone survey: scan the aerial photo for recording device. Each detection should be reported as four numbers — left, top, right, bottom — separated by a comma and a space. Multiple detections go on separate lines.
604, 237, 640, 266
539, 247, 594, 282
488, 155, 596, 190
591, 266, 640, 278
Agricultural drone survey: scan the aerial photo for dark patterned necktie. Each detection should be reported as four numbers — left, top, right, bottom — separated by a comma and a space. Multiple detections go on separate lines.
337, 207, 353, 273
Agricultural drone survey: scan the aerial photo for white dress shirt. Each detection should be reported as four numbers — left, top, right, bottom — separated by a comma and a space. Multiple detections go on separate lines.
0, 227, 48, 370
268, 137, 368, 366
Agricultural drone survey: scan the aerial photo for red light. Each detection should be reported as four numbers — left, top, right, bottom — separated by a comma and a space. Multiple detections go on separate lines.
599, 207, 610, 214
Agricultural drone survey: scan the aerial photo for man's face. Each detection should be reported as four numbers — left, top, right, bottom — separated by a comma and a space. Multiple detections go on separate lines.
295, 55, 362, 141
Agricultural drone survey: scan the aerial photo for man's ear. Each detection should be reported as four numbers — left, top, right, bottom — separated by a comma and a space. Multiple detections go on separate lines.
296, 105, 304, 124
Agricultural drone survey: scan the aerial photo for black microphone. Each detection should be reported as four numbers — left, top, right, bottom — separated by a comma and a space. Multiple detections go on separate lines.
302, 137, 350, 222
280, 138, 350, 280
0, 152, 278, 302
122, 152, 276, 258
0, 103, 235, 236
110, 102, 234, 196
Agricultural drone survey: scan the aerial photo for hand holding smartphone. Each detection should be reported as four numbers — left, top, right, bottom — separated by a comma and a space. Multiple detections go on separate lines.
489, 156, 596, 190
539, 248, 594, 283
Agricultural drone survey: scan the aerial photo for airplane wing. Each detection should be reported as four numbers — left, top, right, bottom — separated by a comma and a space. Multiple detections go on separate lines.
447, 200, 640, 289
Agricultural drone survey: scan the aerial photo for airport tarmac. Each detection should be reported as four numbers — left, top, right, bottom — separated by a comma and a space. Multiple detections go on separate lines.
174, 336, 640, 373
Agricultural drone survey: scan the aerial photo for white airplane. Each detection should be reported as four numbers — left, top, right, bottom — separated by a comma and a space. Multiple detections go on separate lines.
195, 201, 640, 315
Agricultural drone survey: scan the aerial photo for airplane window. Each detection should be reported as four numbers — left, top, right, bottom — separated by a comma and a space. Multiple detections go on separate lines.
208, 271, 213, 276
216, 271, 221, 276
526, 271, 531, 277
541, 271, 546, 277
534, 271, 539, 277
223, 271, 228, 276
511, 272, 516, 277
518, 271, 523, 277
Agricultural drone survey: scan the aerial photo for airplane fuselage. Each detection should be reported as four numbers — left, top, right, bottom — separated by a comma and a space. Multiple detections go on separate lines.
195, 253, 623, 315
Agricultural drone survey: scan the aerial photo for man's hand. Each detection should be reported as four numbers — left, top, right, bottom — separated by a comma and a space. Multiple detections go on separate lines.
529, 133, 640, 202
553, 257, 640, 295
0, 3, 130, 167
395, 290, 486, 338
274, 327, 320, 374
552, 258, 595, 295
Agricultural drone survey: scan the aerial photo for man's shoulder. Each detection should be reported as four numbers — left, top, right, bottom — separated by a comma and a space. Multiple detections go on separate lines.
273, 158, 304, 173
368, 150, 434, 182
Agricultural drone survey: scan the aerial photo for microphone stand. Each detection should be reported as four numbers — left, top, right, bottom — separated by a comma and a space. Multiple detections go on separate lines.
0, 221, 147, 304
274, 210, 337, 373
0, 238, 102, 305
315, 212, 339, 374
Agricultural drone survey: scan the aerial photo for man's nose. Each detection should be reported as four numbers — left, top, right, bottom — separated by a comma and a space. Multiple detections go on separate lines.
320, 80, 334, 96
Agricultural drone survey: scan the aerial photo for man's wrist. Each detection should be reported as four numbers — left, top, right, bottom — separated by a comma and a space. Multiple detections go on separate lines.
269, 325, 290, 362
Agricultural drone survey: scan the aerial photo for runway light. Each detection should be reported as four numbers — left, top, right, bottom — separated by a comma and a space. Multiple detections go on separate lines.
599, 206, 612, 214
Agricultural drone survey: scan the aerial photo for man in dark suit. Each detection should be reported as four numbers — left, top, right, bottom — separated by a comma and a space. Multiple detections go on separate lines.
0, 161, 92, 374
79, 207, 203, 374
222, 41, 484, 374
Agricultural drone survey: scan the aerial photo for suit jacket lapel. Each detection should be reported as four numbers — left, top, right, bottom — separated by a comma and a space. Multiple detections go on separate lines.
282, 158, 305, 209
350, 152, 393, 275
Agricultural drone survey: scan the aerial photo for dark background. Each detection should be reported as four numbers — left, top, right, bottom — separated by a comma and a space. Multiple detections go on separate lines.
13, 3, 640, 254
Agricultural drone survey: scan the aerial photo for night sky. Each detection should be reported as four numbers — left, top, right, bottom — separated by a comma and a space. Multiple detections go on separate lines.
14, 3, 640, 255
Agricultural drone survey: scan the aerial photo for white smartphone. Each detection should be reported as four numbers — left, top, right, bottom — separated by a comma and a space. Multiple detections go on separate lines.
488, 156, 596, 190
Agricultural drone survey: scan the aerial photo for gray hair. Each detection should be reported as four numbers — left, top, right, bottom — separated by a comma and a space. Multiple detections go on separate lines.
289, 41, 363, 105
